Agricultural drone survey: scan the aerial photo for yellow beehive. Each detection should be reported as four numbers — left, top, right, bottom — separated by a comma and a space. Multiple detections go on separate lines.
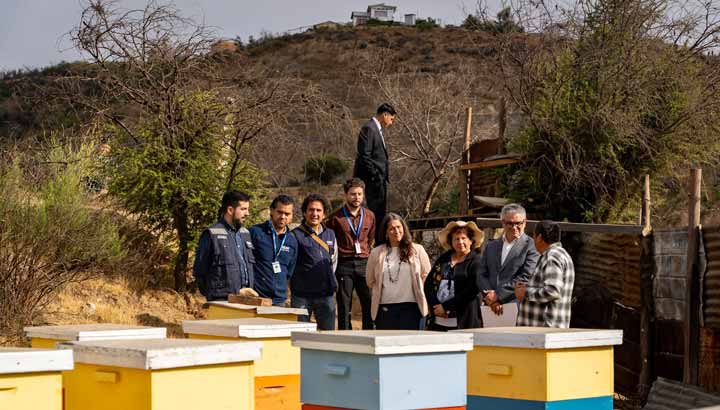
60, 338, 261, 410
0, 347, 73, 410
205, 301, 308, 321
24, 324, 166, 348
183, 318, 316, 410
454, 327, 623, 408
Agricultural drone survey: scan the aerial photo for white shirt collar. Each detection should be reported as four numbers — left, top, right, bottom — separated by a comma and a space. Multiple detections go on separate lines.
371, 116, 382, 133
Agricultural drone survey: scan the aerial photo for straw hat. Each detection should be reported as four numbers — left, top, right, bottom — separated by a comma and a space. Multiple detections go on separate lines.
437, 220, 484, 250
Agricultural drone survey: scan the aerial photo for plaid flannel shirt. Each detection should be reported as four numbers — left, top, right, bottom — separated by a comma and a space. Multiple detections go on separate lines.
517, 242, 575, 328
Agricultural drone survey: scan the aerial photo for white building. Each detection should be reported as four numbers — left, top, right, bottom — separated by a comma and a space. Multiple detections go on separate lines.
351, 3, 397, 26
404, 13, 416, 26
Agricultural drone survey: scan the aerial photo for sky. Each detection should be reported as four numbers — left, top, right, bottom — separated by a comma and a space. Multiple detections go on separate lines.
0, 0, 506, 71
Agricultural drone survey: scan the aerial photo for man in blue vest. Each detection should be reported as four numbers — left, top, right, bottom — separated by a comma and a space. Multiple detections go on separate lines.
250, 194, 298, 306
193, 191, 256, 301
291, 193, 338, 330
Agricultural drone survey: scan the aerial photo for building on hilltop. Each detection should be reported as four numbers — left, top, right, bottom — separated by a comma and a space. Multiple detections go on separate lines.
351, 3, 397, 26
404, 14, 416, 26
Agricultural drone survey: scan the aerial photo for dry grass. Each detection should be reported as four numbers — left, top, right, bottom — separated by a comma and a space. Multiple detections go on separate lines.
6, 276, 207, 346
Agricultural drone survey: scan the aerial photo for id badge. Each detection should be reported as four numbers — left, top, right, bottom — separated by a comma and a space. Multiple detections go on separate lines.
272, 261, 282, 274
354, 241, 362, 254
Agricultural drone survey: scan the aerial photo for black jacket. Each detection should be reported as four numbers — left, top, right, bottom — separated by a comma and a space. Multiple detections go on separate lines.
353, 119, 389, 184
425, 249, 482, 329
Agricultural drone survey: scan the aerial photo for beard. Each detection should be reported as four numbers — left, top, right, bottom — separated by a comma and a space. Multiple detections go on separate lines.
232, 216, 243, 229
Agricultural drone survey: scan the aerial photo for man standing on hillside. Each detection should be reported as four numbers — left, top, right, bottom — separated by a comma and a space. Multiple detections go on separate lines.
193, 191, 257, 301
327, 178, 376, 330
250, 194, 298, 307
353, 103, 396, 242
290, 194, 338, 330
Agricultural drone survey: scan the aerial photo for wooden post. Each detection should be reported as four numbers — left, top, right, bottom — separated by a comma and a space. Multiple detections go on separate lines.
641, 175, 651, 235
459, 107, 472, 215
684, 168, 702, 385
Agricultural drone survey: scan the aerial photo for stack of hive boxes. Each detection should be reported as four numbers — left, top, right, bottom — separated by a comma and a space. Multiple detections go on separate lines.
454, 327, 623, 410
183, 317, 316, 410
292, 330, 474, 410
0, 347, 73, 410
58, 338, 261, 410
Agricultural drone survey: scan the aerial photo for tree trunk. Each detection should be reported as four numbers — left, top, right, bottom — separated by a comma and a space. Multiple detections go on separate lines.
420, 173, 444, 217
172, 202, 190, 292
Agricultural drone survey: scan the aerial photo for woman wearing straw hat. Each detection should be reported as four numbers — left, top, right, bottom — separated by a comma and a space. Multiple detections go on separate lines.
424, 221, 484, 331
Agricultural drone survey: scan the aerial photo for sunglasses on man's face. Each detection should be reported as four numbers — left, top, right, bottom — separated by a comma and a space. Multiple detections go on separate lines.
503, 220, 525, 228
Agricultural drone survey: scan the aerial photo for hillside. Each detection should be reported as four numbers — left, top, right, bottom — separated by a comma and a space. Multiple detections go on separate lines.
1, 25, 719, 347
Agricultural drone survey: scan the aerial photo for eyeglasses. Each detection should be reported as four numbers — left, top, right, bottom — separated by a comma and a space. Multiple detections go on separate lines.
503, 220, 525, 228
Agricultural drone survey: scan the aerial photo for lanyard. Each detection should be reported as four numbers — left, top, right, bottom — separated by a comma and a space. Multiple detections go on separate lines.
269, 221, 288, 262
342, 207, 364, 240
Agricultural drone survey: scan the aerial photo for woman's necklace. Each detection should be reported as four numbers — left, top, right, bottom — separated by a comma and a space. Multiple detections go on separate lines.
385, 247, 402, 283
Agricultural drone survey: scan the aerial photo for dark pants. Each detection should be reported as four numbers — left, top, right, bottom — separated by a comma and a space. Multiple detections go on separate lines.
364, 180, 387, 243
336, 258, 373, 330
375, 302, 423, 330
291, 295, 336, 330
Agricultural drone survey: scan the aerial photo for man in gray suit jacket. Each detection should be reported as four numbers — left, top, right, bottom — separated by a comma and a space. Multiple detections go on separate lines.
477, 203, 540, 314
353, 103, 396, 242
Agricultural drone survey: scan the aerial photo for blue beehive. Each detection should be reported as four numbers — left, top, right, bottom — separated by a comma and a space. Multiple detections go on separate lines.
291, 330, 474, 410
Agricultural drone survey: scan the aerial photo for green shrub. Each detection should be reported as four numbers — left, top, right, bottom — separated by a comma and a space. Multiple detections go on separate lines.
303, 155, 349, 185
0, 142, 123, 340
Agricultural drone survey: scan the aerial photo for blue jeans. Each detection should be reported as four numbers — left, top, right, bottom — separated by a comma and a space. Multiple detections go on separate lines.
291, 295, 336, 330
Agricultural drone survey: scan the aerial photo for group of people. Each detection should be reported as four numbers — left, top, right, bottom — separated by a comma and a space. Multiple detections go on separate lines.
192, 103, 577, 331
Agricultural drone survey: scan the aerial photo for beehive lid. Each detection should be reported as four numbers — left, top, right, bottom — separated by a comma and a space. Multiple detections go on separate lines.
206, 301, 308, 316
0, 347, 74, 374
183, 318, 316, 338
58, 338, 262, 370
24, 323, 167, 342
291, 330, 474, 355
453, 327, 623, 349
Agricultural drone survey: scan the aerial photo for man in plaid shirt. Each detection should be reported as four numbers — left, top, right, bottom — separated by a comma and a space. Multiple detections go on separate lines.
515, 220, 575, 328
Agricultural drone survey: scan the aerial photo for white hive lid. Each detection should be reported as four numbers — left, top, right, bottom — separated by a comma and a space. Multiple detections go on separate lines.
452, 327, 623, 349
291, 330, 474, 355
24, 323, 167, 342
206, 301, 308, 316
182, 318, 316, 338
0, 347, 74, 374
58, 338, 262, 370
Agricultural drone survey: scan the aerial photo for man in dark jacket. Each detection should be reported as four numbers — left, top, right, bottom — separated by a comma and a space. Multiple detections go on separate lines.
353, 103, 396, 241
291, 194, 338, 330
250, 194, 298, 306
477, 203, 540, 314
193, 191, 256, 301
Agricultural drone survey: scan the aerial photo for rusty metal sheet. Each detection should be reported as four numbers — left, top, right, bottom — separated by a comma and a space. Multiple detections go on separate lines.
573, 232, 642, 308
643, 377, 720, 409
703, 226, 720, 328
700, 327, 720, 393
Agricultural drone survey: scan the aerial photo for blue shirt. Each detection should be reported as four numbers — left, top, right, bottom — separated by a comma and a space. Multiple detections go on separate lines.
249, 221, 298, 305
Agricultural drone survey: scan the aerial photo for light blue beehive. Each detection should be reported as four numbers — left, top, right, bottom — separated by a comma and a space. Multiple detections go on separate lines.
291, 330, 474, 410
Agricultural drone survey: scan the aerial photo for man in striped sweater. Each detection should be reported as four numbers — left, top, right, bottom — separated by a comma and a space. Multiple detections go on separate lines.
515, 220, 575, 328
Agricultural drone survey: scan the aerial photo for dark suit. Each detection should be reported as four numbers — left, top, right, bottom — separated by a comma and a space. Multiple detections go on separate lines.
353, 119, 388, 241
477, 233, 540, 304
